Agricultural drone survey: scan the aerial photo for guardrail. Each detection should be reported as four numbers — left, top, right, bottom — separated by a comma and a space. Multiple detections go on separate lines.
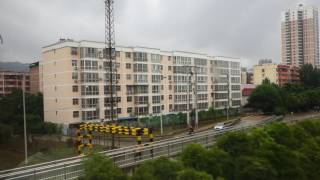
0, 116, 281, 180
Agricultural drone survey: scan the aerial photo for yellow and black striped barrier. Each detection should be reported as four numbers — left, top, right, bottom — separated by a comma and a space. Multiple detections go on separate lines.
76, 123, 154, 155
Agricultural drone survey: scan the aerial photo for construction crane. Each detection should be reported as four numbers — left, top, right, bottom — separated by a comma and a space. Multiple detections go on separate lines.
105, 0, 118, 149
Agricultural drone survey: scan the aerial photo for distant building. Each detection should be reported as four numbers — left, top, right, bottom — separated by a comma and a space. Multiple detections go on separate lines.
258, 59, 272, 65
241, 67, 248, 84
29, 62, 41, 94
241, 84, 256, 106
281, 4, 319, 67
0, 71, 30, 96
253, 63, 300, 86
247, 70, 253, 84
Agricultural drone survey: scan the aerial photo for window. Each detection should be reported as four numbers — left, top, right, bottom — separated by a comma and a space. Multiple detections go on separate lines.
127, 107, 132, 113
126, 63, 131, 69
152, 85, 160, 93
126, 74, 131, 80
152, 96, 161, 104
72, 72, 78, 80
232, 93, 241, 99
151, 54, 161, 63
81, 85, 99, 95
152, 106, 161, 114
80, 73, 99, 83
82, 98, 99, 108
116, 51, 120, 57
127, 96, 132, 102
72, 60, 77, 67
71, 47, 78, 55
73, 111, 79, 118
133, 52, 148, 61
152, 75, 161, 83
73, 98, 79, 105
134, 74, 148, 83
126, 52, 131, 58
133, 64, 148, 72
151, 64, 163, 73
169, 95, 172, 100
168, 66, 171, 71
72, 85, 78, 92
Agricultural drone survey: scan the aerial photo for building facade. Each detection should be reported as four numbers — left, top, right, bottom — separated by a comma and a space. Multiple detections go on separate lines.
281, 4, 319, 67
41, 40, 241, 125
29, 62, 41, 94
0, 71, 30, 96
253, 63, 300, 86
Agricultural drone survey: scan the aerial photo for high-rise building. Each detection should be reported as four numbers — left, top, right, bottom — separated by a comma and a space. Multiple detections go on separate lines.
281, 4, 319, 67
41, 40, 241, 125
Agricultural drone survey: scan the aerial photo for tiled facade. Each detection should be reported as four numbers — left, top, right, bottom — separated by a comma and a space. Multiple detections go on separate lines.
41, 40, 241, 125
281, 4, 319, 67
253, 63, 300, 86
29, 62, 41, 94
0, 71, 30, 96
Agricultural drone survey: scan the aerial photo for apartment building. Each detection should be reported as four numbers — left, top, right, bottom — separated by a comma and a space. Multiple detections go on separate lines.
253, 63, 300, 86
41, 39, 241, 125
0, 71, 30, 96
29, 62, 42, 94
281, 4, 319, 67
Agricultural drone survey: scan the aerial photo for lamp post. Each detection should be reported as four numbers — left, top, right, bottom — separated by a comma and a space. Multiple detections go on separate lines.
22, 74, 28, 164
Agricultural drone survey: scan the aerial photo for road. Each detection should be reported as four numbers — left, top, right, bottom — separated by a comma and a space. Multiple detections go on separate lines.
0, 115, 279, 180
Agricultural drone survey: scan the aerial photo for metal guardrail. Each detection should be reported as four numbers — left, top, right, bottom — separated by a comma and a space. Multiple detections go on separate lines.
0, 116, 281, 180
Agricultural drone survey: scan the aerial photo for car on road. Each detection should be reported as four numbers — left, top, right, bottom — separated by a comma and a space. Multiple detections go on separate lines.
214, 123, 225, 130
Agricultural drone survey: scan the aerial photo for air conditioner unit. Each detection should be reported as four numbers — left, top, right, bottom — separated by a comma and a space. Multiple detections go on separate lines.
74, 80, 78, 83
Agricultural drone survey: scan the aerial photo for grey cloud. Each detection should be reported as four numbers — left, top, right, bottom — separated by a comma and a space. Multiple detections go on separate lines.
0, 0, 319, 67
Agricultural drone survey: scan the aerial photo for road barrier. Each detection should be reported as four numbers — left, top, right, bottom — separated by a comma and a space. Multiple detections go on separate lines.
0, 116, 281, 180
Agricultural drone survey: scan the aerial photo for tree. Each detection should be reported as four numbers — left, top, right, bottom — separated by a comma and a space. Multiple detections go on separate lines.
234, 156, 277, 180
82, 154, 127, 180
132, 157, 182, 180
180, 144, 208, 170
299, 64, 320, 87
247, 83, 285, 114
177, 169, 213, 180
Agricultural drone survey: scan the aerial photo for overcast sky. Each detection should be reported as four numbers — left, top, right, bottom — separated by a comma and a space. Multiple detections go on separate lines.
0, 0, 319, 67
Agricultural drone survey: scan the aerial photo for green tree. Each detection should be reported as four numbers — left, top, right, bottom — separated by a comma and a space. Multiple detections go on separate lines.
177, 169, 213, 180
247, 83, 284, 114
132, 157, 182, 180
299, 64, 320, 87
234, 156, 277, 180
82, 154, 127, 180
180, 144, 208, 170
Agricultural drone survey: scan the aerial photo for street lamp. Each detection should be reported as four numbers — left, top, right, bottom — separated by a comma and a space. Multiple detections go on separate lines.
22, 74, 28, 164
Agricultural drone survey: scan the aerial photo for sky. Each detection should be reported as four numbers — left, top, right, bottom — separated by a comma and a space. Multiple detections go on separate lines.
0, 0, 319, 68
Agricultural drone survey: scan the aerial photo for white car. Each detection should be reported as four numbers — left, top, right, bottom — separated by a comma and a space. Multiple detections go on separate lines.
214, 123, 225, 130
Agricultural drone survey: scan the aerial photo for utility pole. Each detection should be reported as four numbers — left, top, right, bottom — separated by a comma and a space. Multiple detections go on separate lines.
187, 67, 191, 126
105, 0, 117, 149
194, 66, 198, 129
227, 70, 230, 121
22, 74, 28, 164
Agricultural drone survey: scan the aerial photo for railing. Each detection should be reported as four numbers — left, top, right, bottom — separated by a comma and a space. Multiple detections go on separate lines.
0, 116, 281, 180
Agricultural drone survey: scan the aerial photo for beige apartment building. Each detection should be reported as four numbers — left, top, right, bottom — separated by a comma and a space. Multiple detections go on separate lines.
41, 39, 241, 125
253, 63, 300, 86
281, 4, 319, 67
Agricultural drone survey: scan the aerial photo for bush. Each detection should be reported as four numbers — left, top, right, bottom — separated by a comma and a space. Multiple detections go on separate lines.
0, 123, 12, 143
177, 169, 213, 180
82, 154, 127, 180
